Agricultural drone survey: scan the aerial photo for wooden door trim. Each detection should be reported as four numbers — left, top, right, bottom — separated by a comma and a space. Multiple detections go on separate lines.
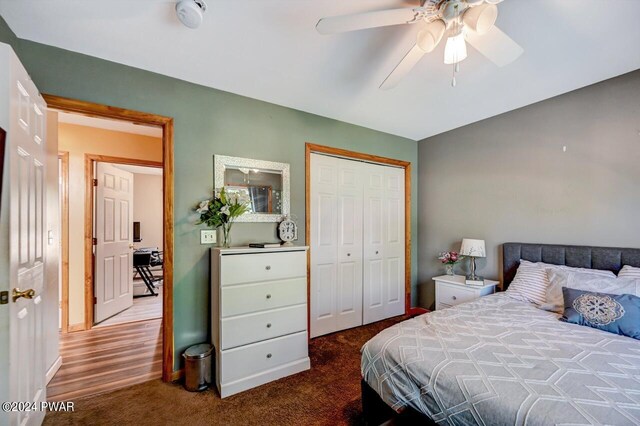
305, 142, 412, 336
44, 94, 175, 383
58, 151, 70, 333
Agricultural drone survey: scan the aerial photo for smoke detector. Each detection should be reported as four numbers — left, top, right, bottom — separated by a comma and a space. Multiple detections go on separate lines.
175, 0, 207, 29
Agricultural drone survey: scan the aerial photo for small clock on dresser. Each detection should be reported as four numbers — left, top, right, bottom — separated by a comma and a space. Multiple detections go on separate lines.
278, 216, 297, 246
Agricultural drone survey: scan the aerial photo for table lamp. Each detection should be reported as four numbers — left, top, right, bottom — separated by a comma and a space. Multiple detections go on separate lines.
460, 238, 486, 284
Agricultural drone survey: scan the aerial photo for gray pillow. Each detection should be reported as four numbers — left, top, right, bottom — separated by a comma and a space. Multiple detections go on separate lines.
542, 270, 640, 314
561, 287, 640, 340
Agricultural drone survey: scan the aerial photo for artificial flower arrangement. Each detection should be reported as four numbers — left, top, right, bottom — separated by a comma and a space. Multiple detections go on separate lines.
438, 251, 463, 275
196, 187, 250, 247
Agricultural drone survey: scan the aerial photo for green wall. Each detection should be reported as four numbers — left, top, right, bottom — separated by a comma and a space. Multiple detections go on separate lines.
0, 18, 418, 371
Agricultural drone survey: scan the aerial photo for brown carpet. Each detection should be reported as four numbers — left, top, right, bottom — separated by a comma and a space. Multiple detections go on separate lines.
44, 317, 403, 426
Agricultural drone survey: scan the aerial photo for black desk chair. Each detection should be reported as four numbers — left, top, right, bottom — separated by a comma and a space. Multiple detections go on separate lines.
133, 248, 163, 297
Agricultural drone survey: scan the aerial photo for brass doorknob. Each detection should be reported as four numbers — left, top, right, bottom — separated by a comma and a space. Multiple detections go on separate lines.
129, 244, 136, 250
12, 288, 35, 303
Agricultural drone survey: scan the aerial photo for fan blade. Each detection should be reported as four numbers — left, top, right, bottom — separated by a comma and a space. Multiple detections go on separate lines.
316, 8, 423, 35
380, 44, 426, 90
465, 25, 523, 67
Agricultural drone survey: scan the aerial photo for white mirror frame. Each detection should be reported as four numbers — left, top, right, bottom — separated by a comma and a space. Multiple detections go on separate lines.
214, 155, 290, 223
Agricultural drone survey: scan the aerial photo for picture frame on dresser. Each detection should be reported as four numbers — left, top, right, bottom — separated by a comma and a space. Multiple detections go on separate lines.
210, 245, 310, 398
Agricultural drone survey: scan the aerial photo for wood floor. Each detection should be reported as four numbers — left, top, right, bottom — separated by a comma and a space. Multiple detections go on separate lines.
47, 319, 163, 402
94, 285, 163, 328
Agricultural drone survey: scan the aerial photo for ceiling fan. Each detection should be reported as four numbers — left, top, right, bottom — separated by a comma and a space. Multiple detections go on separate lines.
316, 0, 523, 89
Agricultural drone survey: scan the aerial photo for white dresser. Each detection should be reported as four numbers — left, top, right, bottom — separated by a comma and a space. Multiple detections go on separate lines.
211, 246, 310, 398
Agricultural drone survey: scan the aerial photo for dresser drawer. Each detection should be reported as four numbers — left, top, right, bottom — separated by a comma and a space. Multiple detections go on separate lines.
221, 277, 306, 317
221, 251, 306, 285
220, 331, 308, 384
220, 304, 307, 350
437, 283, 476, 307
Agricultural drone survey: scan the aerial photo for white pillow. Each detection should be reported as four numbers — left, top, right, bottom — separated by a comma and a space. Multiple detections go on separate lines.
542, 269, 640, 314
505, 261, 549, 305
619, 265, 640, 279
535, 261, 615, 278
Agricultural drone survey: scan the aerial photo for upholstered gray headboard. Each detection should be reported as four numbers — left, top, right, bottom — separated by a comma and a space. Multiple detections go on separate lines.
503, 243, 640, 289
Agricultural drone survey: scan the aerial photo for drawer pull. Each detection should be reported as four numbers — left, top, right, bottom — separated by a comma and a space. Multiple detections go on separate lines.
452, 296, 457, 300
266, 294, 272, 299
265, 265, 271, 271
266, 323, 272, 328
375, 250, 379, 255
266, 353, 272, 359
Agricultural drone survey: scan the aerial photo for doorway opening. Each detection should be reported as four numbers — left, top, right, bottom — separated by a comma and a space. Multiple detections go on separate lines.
45, 96, 174, 400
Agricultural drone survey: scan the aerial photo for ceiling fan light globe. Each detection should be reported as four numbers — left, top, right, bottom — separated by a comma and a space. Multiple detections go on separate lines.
417, 20, 446, 52
463, 3, 498, 35
444, 33, 467, 64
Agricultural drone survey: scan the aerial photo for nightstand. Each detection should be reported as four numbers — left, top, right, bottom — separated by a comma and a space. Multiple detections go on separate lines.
434, 275, 499, 310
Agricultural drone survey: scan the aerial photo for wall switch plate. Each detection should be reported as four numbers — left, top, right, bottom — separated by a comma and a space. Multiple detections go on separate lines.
201, 229, 217, 245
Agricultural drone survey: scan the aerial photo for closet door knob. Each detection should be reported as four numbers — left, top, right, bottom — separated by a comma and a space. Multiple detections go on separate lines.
375, 251, 379, 255
266, 353, 272, 359
265, 265, 271, 270
347, 253, 351, 257
266, 294, 272, 299
266, 323, 272, 328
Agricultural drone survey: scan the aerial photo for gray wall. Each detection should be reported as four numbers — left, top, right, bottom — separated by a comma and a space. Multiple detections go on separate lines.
418, 70, 640, 309
0, 18, 418, 372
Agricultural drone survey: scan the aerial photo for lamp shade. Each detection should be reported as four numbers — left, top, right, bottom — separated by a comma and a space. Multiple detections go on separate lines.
460, 239, 486, 257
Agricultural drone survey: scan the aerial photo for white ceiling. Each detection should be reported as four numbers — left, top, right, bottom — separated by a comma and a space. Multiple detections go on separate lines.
2, 0, 639, 140
57, 111, 163, 138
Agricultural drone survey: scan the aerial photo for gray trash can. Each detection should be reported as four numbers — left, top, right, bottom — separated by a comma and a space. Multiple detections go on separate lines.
183, 343, 213, 392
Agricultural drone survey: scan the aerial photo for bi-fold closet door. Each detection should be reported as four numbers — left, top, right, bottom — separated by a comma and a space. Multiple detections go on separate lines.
310, 153, 405, 338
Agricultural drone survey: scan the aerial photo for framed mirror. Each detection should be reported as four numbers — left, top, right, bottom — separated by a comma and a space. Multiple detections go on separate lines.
214, 155, 290, 223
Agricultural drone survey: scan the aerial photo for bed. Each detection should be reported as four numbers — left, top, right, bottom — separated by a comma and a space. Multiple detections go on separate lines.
361, 243, 640, 425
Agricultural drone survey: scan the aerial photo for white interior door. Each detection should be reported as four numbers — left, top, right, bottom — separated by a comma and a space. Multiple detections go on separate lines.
310, 154, 338, 338
7, 48, 47, 426
382, 166, 405, 318
362, 163, 386, 324
363, 163, 405, 324
335, 158, 364, 331
310, 153, 405, 336
94, 162, 134, 324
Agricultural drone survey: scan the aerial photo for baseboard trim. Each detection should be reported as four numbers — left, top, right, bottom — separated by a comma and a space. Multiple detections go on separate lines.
171, 369, 184, 381
67, 323, 86, 333
46, 356, 63, 385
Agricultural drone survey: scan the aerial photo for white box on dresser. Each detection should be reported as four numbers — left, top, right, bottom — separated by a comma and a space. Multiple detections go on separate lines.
211, 246, 310, 398
434, 275, 499, 311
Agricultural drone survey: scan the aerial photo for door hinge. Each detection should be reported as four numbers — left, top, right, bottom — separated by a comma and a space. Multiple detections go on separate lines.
93, 178, 98, 187
92, 237, 97, 245
93, 297, 97, 305
0, 291, 8, 305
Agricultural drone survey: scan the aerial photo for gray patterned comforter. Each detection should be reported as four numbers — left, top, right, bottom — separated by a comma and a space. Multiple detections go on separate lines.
361, 294, 640, 425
